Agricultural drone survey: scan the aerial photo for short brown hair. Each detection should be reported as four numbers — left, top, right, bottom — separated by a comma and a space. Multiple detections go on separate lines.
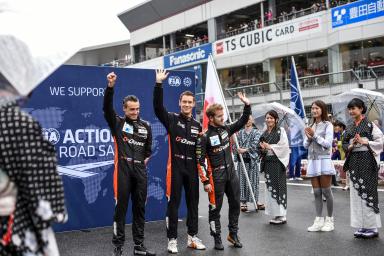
206, 103, 223, 118
179, 91, 195, 102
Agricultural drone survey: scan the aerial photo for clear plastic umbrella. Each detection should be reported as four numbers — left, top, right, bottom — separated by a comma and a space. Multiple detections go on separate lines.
0, 0, 128, 96
252, 102, 306, 148
331, 88, 384, 125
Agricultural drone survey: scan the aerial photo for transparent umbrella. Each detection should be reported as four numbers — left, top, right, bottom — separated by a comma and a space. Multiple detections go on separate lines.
331, 88, 384, 125
252, 102, 306, 148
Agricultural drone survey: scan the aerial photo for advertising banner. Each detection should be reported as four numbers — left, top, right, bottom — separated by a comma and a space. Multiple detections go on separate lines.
24, 65, 195, 231
213, 14, 322, 56
332, 0, 384, 28
164, 43, 212, 69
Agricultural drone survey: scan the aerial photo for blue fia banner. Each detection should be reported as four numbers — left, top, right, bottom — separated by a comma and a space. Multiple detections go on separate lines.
24, 65, 195, 232
332, 0, 384, 28
164, 43, 212, 69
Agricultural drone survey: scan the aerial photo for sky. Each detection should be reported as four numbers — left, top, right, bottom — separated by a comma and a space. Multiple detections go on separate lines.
89, 0, 147, 47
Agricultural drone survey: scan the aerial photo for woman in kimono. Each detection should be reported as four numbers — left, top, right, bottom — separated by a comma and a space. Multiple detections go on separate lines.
234, 115, 264, 212
0, 88, 67, 255
304, 100, 336, 232
342, 98, 383, 238
259, 110, 290, 224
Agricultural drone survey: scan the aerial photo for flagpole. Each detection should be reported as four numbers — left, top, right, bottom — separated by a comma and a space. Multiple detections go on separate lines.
208, 54, 258, 211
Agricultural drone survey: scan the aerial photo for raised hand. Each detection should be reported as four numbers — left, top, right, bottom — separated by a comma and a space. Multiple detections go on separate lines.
237, 91, 250, 105
156, 68, 169, 83
107, 72, 117, 88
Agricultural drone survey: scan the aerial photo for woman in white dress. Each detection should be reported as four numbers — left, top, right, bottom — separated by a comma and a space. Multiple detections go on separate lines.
342, 98, 383, 238
304, 100, 336, 232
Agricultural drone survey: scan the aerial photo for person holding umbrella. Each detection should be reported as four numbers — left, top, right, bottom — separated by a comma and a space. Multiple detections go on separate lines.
233, 115, 264, 212
259, 110, 290, 225
342, 98, 383, 238
304, 100, 336, 232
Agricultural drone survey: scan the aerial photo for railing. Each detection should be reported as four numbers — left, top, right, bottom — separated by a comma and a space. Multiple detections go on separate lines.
101, 58, 133, 67
134, 39, 210, 64
283, 69, 361, 90
196, 67, 384, 118
224, 70, 361, 102
217, 6, 325, 40
168, 39, 209, 54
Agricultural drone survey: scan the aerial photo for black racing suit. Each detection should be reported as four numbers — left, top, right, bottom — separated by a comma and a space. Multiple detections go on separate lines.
153, 83, 201, 239
103, 87, 152, 247
196, 104, 251, 236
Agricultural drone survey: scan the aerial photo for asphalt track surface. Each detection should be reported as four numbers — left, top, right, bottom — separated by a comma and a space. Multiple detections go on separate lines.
56, 181, 384, 256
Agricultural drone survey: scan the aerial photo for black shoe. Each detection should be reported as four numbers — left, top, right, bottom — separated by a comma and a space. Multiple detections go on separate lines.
227, 233, 243, 248
134, 244, 156, 256
112, 246, 123, 256
213, 235, 224, 250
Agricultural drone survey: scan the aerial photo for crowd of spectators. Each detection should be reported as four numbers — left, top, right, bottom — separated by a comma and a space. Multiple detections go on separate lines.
170, 35, 209, 53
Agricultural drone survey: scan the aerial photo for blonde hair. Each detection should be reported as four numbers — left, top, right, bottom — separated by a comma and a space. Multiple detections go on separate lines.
206, 103, 223, 118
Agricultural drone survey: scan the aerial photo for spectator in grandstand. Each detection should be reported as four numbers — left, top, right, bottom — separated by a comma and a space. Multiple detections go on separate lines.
290, 6, 297, 19
311, 3, 318, 13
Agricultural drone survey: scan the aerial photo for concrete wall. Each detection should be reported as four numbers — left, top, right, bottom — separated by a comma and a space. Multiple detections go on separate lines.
130, 0, 263, 46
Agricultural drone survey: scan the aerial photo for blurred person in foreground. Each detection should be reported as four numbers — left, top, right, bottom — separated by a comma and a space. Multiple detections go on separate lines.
0, 74, 67, 256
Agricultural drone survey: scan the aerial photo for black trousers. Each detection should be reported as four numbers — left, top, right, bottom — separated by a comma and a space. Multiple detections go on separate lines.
209, 167, 240, 236
166, 168, 199, 239
112, 164, 147, 246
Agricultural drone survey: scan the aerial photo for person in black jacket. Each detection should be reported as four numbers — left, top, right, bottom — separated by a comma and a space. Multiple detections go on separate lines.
196, 92, 251, 250
103, 72, 155, 256
153, 69, 206, 254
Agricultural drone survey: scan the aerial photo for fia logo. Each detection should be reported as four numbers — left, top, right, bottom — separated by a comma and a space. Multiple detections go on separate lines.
168, 76, 181, 87
183, 77, 192, 87
42, 128, 60, 145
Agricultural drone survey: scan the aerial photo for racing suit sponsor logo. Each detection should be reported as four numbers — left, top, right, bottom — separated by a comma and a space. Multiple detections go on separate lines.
191, 128, 199, 134
220, 130, 228, 140
212, 142, 230, 153
209, 135, 220, 146
123, 137, 145, 146
138, 128, 147, 134
177, 121, 185, 129
122, 122, 134, 134
176, 136, 195, 146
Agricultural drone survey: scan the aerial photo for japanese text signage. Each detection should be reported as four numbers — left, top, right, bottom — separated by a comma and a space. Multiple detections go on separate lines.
332, 0, 384, 28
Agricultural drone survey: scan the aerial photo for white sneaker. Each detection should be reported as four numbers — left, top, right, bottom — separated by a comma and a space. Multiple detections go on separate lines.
307, 217, 324, 232
295, 177, 303, 181
321, 217, 334, 232
187, 235, 206, 250
288, 178, 295, 181
168, 238, 178, 254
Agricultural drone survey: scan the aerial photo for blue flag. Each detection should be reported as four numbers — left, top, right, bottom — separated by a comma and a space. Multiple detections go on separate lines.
289, 57, 305, 119
288, 57, 307, 176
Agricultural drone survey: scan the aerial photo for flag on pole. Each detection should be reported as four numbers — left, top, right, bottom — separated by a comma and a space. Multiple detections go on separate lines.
202, 54, 258, 210
289, 56, 306, 120
202, 55, 229, 130
289, 56, 306, 177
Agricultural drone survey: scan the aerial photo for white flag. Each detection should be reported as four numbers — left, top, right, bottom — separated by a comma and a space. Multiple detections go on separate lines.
203, 55, 228, 130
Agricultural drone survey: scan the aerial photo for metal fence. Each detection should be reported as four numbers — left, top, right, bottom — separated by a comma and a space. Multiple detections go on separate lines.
195, 67, 384, 117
